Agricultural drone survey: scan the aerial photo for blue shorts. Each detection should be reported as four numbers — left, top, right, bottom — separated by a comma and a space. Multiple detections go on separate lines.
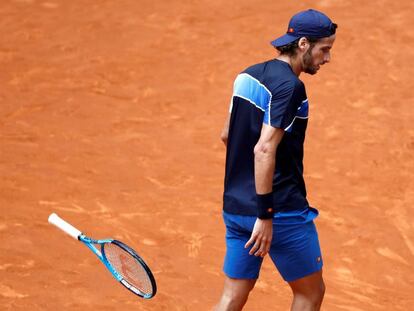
223, 208, 323, 282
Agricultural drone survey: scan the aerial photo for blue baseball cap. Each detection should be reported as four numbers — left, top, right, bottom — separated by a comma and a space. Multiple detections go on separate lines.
271, 9, 336, 47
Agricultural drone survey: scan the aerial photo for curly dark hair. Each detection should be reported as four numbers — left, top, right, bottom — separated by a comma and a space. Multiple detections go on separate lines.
275, 37, 319, 57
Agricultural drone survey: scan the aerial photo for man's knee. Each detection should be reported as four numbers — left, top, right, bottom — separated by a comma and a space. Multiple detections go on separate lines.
289, 271, 326, 310
219, 291, 247, 310
223, 280, 255, 302
215, 278, 256, 311
293, 280, 325, 309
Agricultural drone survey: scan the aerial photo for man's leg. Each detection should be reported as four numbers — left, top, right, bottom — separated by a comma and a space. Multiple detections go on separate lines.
268, 219, 325, 311
217, 213, 263, 310
214, 276, 256, 311
288, 270, 325, 311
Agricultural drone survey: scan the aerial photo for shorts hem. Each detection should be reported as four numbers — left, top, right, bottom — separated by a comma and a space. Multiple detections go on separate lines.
223, 270, 259, 280
283, 265, 323, 283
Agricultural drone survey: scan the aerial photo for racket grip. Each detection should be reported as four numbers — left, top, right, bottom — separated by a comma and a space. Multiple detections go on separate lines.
48, 213, 82, 240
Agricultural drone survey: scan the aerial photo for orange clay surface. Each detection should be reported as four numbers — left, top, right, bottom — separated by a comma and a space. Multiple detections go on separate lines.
1, 1, 414, 310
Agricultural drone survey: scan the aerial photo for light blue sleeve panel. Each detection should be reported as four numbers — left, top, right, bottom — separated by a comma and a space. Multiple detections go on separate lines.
232, 73, 272, 124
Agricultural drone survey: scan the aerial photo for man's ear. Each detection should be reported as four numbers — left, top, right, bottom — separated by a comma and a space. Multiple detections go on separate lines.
298, 37, 309, 52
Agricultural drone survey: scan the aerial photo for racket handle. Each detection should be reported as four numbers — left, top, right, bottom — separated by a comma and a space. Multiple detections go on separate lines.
48, 213, 82, 240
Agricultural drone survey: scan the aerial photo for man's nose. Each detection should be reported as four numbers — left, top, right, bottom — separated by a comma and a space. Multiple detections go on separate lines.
324, 52, 331, 63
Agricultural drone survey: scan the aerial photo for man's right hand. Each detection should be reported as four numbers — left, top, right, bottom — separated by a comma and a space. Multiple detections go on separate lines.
245, 218, 273, 257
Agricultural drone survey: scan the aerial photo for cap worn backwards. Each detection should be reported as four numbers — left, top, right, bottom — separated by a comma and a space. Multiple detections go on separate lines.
271, 9, 336, 48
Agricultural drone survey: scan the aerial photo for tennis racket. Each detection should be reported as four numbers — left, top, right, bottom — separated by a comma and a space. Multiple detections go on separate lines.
48, 213, 157, 299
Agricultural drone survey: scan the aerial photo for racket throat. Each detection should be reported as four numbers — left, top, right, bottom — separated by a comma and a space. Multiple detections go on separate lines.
83, 241, 103, 257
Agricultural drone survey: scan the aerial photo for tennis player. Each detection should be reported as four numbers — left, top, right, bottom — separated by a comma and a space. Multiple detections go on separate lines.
215, 9, 337, 311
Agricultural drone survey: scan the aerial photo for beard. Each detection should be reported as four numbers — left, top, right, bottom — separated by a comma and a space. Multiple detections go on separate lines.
303, 47, 319, 75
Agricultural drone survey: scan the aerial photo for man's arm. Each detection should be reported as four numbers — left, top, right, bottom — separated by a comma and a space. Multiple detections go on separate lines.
220, 112, 231, 146
245, 123, 284, 257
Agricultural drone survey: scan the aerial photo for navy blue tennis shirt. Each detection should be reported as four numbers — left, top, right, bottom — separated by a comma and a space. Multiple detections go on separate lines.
223, 59, 310, 216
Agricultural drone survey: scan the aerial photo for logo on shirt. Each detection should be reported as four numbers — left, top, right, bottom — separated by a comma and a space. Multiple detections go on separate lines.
284, 99, 309, 132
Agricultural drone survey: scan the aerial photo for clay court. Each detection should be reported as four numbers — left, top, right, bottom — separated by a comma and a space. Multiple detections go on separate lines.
1, 0, 413, 310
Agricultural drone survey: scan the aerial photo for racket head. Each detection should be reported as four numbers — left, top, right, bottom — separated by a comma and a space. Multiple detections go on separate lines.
102, 240, 157, 299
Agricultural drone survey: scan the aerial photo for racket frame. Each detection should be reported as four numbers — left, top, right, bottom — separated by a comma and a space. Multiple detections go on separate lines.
48, 213, 156, 299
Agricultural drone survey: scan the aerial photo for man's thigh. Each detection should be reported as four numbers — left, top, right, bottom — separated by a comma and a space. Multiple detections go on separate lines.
223, 212, 264, 279
269, 221, 323, 282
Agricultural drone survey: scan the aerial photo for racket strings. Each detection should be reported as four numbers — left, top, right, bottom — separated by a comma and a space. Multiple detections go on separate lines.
104, 243, 153, 295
